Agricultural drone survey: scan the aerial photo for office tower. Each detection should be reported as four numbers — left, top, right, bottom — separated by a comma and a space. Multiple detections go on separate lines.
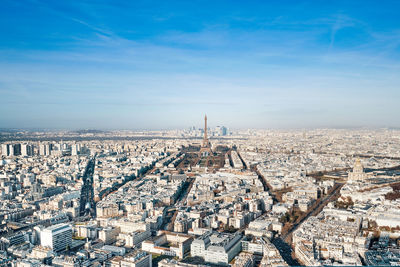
1, 144, 10, 156
12, 144, 21, 156
39, 143, 52, 156
9, 145, 15, 156
39, 144, 46, 156
221, 126, 227, 136
29, 144, 34, 156
71, 144, 80, 156
215, 126, 221, 136
21, 144, 34, 156
40, 224, 72, 252
21, 144, 28, 157
46, 144, 52, 156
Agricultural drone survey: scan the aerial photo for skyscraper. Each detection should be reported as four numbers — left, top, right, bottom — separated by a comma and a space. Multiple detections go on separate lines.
1, 144, 9, 156
221, 126, 228, 136
39, 144, 46, 156
12, 144, 21, 156
21, 144, 29, 156
71, 144, 79, 156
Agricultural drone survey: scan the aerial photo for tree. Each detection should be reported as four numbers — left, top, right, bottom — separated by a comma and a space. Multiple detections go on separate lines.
280, 212, 290, 224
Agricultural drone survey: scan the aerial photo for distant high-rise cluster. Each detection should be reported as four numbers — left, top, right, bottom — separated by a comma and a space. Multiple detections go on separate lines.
215, 125, 228, 136
1, 142, 89, 157
1, 143, 28, 157
187, 123, 229, 137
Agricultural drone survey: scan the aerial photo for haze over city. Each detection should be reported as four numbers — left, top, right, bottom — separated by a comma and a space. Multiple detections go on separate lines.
1, 0, 400, 129
3, 2, 400, 267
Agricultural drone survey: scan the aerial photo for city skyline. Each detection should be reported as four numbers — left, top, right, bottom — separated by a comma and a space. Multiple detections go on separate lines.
1, 1, 400, 129
2, 2, 400, 264
2, 127, 400, 266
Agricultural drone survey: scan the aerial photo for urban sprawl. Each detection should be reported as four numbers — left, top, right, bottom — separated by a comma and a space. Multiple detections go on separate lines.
1, 118, 400, 267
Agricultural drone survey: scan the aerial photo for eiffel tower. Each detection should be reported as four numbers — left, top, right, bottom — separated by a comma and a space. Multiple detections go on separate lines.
199, 114, 212, 157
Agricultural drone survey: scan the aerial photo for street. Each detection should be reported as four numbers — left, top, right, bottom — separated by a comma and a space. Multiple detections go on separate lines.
79, 156, 96, 217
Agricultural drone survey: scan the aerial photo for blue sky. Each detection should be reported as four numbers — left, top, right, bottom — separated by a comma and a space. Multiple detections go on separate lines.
1, 0, 400, 129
